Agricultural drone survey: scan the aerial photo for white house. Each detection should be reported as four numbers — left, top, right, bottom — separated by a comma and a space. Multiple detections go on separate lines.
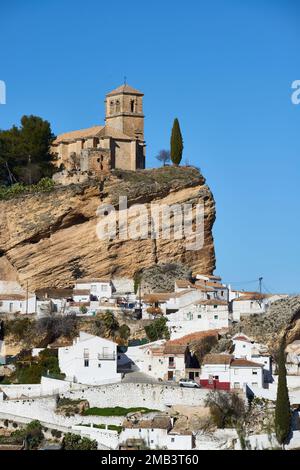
120, 415, 194, 450
58, 332, 121, 385
199, 353, 264, 390
0, 293, 36, 314
231, 292, 270, 321
74, 279, 112, 301
36, 288, 73, 315
166, 299, 229, 339
119, 340, 195, 382
232, 334, 272, 383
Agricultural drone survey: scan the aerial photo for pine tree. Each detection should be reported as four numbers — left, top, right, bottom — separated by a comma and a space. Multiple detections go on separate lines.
275, 336, 291, 448
170, 118, 183, 165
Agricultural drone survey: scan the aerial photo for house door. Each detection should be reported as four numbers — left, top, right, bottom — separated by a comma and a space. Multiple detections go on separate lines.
189, 372, 195, 380
168, 371, 174, 381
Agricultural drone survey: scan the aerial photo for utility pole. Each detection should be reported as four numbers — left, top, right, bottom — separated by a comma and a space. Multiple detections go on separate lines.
259, 277, 263, 295
26, 280, 28, 315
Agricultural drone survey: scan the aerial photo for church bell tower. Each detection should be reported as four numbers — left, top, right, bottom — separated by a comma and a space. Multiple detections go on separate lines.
105, 84, 144, 141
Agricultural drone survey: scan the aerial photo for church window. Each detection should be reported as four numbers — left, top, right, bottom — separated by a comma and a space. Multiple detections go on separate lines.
115, 100, 120, 112
130, 99, 135, 112
110, 100, 114, 114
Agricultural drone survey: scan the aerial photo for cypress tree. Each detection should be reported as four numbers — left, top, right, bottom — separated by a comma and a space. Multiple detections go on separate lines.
275, 336, 291, 448
170, 118, 183, 165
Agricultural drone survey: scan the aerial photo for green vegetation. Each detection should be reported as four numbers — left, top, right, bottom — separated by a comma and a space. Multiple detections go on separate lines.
62, 433, 97, 450
0, 420, 44, 449
82, 406, 158, 417
8, 349, 64, 384
0, 177, 55, 200
0, 115, 55, 186
119, 324, 131, 341
145, 316, 170, 342
275, 337, 291, 447
79, 423, 122, 433
170, 118, 183, 166
101, 310, 119, 336
79, 305, 88, 314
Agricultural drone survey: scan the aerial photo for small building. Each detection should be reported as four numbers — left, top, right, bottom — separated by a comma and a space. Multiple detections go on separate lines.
200, 353, 264, 390
119, 340, 199, 382
120, 415, 194, 450
58, 332, 121, 385
231, 292, 269, 321
74, 279, 113, 301
0, 293, 36, 314
232, 333, 272, 383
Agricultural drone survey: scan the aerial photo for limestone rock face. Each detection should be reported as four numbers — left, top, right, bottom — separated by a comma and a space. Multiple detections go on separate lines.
0, 167, 216, 291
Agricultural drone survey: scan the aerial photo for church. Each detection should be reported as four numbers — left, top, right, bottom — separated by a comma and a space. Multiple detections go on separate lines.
51, 84, 146, 182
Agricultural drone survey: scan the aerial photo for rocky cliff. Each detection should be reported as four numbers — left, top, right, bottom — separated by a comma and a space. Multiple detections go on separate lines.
0, 167, 216, 291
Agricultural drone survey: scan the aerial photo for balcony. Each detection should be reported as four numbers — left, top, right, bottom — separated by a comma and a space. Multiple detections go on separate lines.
98, 353, 116, 361
168, 362, 176, 369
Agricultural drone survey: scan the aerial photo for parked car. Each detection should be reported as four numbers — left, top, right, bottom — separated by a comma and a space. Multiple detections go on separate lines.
179, 378, 200, 388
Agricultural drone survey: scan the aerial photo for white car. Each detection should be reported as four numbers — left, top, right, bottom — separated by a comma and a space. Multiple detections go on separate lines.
179, 378, 200, 388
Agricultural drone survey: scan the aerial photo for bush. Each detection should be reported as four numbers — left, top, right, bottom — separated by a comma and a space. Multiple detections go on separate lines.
62, 433, 97, 450
12, 420, 43, 449
119, 324, 131, 341
0, 178, 55, 200
145, 317, 170, 342
205, 391, 245, 428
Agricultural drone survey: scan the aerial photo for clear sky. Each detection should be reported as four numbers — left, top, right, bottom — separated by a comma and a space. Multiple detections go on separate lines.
1, 0, 299, 294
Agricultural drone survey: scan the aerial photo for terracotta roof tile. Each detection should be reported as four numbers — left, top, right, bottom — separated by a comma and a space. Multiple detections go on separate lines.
106, 84, 144, 97
231, 358, 263, 368
202, 354, 232, 365
53, 125, 104, 144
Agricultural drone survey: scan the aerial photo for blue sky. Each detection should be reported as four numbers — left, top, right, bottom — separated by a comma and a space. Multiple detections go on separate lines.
0, 0, 299, 293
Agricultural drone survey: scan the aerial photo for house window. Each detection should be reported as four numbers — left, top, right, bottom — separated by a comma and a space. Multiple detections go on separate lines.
101, 284, 108, 292
197, 314, 202, 319
234, 382, 240, 389
252, 370, 258, 375
243, 344, 246, 348
9, 302, 13, 313
214, 305, 218, 309
252, 382, 258, 387
90, 284, 97, 292
150, 440, 154, 444
213, 375, 219, 380
171, 437, 175, 443
148, 365, 152, 371
98, 363, 102, 368
214, 315, 218, 320
234, 369, 239, 375
84, 359, 89, 367
221, 291, 224, 296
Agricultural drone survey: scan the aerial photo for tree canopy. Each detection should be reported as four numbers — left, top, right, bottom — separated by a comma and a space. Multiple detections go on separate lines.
170, 118, 183, 165
0, 115, 55, 185
275, 337, 291, 447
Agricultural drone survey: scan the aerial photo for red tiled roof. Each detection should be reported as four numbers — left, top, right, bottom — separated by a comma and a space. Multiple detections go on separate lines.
202, 354, 232, 365
231, 359, 263, 368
